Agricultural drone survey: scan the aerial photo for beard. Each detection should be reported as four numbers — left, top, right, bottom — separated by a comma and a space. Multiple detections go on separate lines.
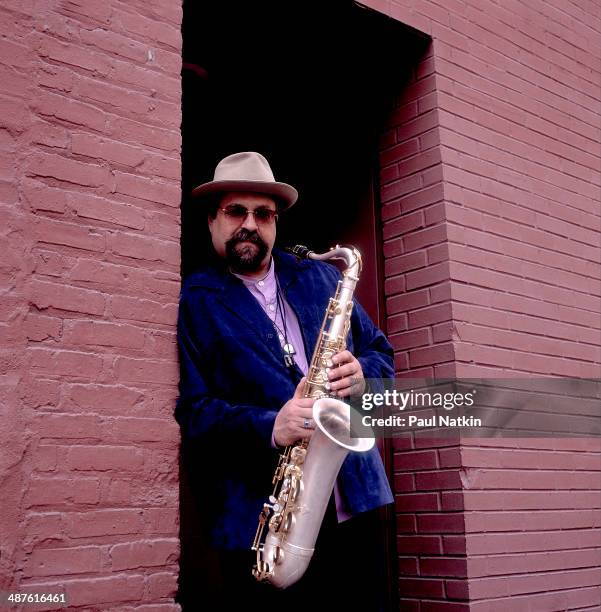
225, 228, 269, 273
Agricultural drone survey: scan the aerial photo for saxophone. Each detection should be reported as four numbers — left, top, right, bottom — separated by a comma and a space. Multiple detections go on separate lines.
251, 244, 375, 588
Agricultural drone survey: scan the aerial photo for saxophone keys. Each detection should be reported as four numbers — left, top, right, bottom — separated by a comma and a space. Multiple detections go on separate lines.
254, 559, 271, 578
273, 546, 283, 565
289, 477, 302, 503
274, 462, 287, 482
269, 512, 282, 531
284, 511, 295, 533
279, 511, 294, 535
290, 447, 306, 464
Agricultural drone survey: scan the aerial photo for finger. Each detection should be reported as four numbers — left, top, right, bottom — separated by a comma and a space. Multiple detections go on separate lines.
331, 376, 354, 391
287, 425, 315, 444
333, 380, 358, 397
330, 375, 364, 393
278, 427, 313, 447
293, 377, 307, 398
287, 398, 314, 413
335, 386, 351, 398
299, 429, 315, 442
331, 350, 353, 366
293, 407, 314, 420
328, 362, 357, 381
299, 416, 316, 430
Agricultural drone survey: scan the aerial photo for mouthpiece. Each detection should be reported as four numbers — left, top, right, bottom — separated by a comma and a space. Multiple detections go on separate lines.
286, 245, 313, 259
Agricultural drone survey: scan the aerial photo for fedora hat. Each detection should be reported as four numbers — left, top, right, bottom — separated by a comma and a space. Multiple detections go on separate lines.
191, 151, 298, 210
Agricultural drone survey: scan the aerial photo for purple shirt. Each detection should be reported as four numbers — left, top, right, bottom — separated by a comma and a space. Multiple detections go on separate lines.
233, 258, 351, 522
234, 258, 308, 374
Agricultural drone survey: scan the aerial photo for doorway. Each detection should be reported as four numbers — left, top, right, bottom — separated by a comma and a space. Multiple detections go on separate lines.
179, 1, 429, 608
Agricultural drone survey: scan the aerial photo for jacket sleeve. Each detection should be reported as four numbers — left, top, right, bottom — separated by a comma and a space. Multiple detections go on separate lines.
175, 291, 278, 449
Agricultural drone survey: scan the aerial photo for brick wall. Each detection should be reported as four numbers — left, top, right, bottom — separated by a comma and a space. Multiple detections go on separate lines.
380, 47, 470, 610
462, 438, 601, 612
0, 1, 182, 609
372, 0, 601, 609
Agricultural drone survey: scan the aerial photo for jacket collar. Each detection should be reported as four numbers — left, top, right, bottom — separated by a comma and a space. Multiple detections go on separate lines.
185, 248, 320, 363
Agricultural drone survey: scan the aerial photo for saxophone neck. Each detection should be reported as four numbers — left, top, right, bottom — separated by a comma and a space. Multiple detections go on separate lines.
286, 244, 362, 280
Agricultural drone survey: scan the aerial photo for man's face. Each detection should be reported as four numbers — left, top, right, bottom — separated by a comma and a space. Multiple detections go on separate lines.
208, 192, 278, 274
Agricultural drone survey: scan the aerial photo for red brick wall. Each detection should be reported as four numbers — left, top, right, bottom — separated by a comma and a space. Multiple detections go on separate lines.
372, 0, 601, 609
462, 438, 601, 612
0, 1, 182, 609
380, 47, 470, 610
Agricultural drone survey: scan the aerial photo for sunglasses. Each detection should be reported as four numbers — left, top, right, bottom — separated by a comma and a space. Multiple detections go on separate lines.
218, 204, 279, 225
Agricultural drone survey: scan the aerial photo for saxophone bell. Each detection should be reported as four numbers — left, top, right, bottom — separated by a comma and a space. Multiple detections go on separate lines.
312, 397, 374, 453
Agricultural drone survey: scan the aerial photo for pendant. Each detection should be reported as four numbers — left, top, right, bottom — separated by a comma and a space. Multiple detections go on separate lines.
283, 343, 296, 356
284, 354, 294, 368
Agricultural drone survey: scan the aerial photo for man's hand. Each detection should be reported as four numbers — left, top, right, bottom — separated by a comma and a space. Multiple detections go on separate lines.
273, 377, 315, 447
327, 350, 366, 397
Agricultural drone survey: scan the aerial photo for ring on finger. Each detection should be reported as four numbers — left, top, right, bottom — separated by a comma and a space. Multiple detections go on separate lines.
303, 418, 312, 429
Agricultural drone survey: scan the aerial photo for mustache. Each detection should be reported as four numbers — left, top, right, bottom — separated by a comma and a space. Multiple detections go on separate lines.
224, 228, 269, 273
227, 229, 265, 248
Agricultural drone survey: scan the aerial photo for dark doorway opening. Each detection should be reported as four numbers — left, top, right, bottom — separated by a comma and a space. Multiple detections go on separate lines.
181, 0, 428, 318
179, 1, 429, 609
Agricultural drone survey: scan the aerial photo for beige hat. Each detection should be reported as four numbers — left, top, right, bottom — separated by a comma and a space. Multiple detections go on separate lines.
191, 151, 298, 210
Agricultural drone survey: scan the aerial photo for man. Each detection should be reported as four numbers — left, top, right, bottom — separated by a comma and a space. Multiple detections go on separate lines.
176, 152, 394, 610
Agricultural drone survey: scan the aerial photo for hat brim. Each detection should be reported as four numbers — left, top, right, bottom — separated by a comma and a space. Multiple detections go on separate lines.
191, 180, 298, 210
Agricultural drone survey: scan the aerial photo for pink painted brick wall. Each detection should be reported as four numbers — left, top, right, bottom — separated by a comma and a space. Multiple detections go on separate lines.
0, 0, 182, 609
462, 438, 601, 612
372, 0, 601, 609
379, 46, 470, 609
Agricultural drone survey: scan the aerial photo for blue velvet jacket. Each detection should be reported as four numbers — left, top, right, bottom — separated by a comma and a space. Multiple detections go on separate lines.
175, 248, 394, 550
